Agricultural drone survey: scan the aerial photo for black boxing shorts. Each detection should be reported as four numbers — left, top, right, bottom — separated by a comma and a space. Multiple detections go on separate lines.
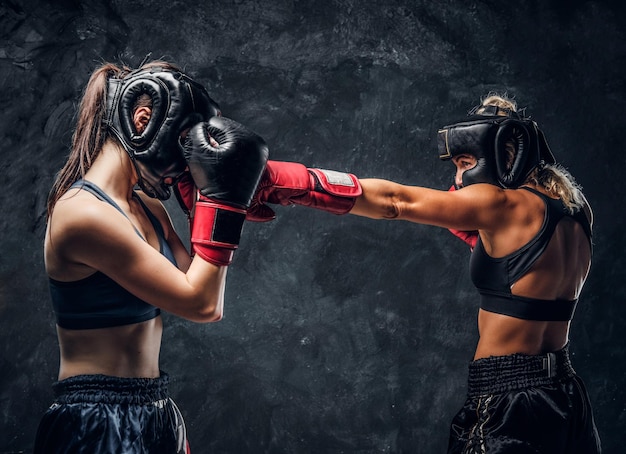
34, 372, 190, 454
448, 344, 601, 454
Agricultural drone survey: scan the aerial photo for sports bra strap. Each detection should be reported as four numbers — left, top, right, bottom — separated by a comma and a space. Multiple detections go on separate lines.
71, 180, 146, 239
521, 186, 592, 245
133, 192, 167, 240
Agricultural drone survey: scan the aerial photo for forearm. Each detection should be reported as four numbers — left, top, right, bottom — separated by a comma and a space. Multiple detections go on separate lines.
350, 178, 404, 219
352, 179, 486, 230
180, 258, 227, 322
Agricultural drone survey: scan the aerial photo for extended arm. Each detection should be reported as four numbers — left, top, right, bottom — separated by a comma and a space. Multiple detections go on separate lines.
248, 160, 510, 233
353, 178, 509, 232
352, 179, 480, 248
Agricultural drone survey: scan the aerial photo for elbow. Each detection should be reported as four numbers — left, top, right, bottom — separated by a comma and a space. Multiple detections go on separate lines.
378, 187, 403, 219
353, 182, 400, 219
356, 197, 400, 219
207, 307, 224, 322
191, 307, 222, 323
381, 200, 401, 219
190, 296, 224, 323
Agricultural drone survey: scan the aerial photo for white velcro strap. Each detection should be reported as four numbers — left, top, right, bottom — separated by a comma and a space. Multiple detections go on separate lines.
309, 168, 362, 197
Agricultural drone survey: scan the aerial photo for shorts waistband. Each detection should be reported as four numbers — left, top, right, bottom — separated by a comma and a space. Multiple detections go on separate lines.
467, 343, 575, 397
53, 372, 170, 405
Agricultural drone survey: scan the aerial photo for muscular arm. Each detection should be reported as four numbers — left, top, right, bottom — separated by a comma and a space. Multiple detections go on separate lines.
351, 178, 512, 232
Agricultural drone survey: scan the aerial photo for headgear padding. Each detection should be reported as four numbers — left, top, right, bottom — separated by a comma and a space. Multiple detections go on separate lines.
437, 106, 555, 188
104, 66, 221, 199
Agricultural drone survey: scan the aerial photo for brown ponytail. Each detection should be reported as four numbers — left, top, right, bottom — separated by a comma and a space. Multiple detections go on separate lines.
46, 62, 129, 217
46, 59, 183, 217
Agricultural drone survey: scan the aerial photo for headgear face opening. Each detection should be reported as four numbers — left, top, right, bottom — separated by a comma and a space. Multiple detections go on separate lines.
104, 66, 221, 199
437, 106, 556, 188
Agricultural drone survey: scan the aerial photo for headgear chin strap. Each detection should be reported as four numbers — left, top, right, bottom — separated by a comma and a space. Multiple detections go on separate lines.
104, 66, 221, 199
437, 105, 556, 188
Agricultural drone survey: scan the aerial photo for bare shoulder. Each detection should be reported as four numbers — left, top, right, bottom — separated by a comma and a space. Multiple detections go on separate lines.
49, 188, 142, 257
454, 183, 511, 210
50, 188, 107, 239
46, 188, 130, 278
580, 192, 594, 227
454, 184, 540, 234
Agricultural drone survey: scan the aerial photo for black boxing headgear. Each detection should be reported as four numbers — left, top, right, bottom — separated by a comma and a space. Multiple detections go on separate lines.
437, 105, 556, 188
104, 66, 221, 199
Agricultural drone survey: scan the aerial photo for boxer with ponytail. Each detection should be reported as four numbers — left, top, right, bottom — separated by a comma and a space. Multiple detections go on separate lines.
37, 59, 267, 453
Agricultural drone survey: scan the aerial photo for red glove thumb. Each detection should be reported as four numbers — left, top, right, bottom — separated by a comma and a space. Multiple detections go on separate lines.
448, 227, 479, 249
246, 166, 277, 222
447, 185, 479, 249
174, 171, 197, 218
246, 201, 276, 222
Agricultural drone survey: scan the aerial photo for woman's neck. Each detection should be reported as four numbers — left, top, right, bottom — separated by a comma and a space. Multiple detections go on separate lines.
84, 140, 138, 200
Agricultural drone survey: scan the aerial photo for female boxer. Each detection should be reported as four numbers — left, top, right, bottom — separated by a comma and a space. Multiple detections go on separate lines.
35, 60, 268, 453
249, 94, 601, 453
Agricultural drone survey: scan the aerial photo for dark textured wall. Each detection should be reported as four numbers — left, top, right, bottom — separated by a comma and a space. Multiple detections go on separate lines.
1, 0, 625, 452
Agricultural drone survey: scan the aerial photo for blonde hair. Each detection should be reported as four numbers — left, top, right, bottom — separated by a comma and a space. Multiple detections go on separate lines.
477, 93, 518, 114
477, 93, 585, 214
526, 164, 585, 214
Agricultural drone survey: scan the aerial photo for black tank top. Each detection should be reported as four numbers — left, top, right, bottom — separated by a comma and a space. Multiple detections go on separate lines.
469, 187, 592, 321
49, 180, 177, 329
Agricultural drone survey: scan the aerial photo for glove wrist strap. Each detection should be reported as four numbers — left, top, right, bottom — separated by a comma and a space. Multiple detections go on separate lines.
191, 198, 246, 266
305, 168, 362, 214
308, 168, 362, 198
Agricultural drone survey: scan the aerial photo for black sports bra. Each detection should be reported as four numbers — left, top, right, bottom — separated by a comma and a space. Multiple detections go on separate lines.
469, 187, 592, 321
49, 180, 177, 329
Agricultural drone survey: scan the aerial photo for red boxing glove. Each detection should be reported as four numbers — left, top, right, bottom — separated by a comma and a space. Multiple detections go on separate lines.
173, 171, 197, 237
247, 160, 362, 222
447, 185, 479, 250
191, 197, 247, 266
448, 227, 479, 249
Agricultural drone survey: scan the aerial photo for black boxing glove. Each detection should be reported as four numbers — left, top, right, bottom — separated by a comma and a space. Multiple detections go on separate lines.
184, 117, 269, 265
